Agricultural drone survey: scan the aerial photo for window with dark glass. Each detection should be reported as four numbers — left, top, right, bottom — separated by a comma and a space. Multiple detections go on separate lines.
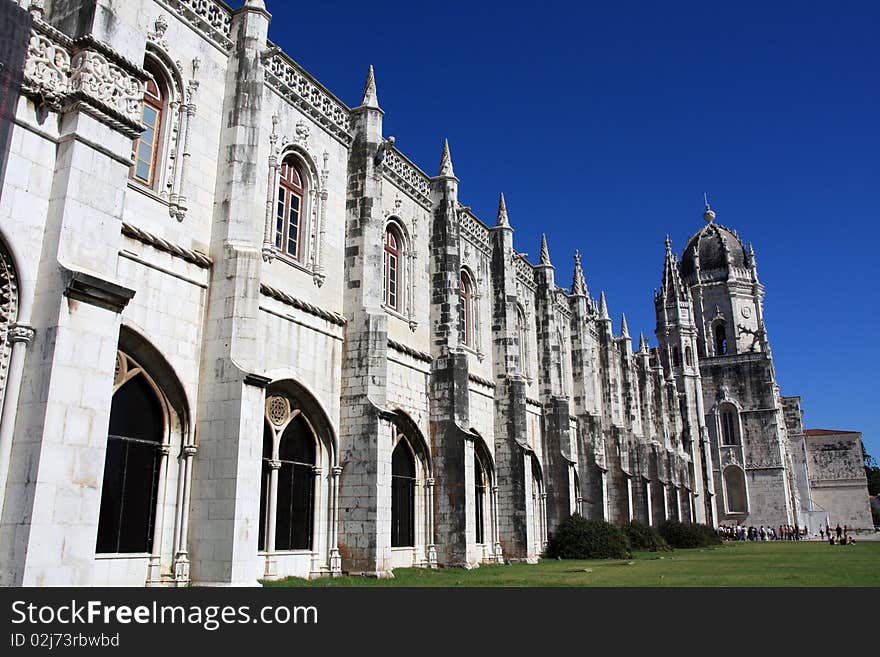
275, 417, 315, 550
391, 440, 415, 547
673, 346, 682, 367
474, 452, 487, 544
714, 323, 728, 355
276, 158, 305, 259
96, 367, 164, 553
721, 408, 738, 446
384, 227, 400, 310
132, 72, 165, 188
685, 346, 693, 366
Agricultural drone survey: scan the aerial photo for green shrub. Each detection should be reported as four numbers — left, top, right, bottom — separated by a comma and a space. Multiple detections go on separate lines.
624, 520, 672, 552
657, 520, 722, 549
547, 514, 631, 559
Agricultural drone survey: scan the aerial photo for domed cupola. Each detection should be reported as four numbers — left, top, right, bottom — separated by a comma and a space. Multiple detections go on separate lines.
680, 201, 748, 282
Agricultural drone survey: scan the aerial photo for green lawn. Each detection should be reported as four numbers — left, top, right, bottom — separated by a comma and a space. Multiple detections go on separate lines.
263, 541, 880, 587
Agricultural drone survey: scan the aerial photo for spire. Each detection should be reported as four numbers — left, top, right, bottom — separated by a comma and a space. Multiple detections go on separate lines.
438, 138, 455, 177
496, 192, 509, 227
599, 291, 609, 320
660, 235, 685, 304
620, 313, 630, 339
539, 234, 550, 266
703, 193, 716, 224
361, 65, 379, 108
571, 250, 587, 297
639, 332, 649, 353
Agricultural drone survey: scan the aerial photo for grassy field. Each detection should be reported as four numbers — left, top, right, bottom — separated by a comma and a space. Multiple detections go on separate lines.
264, 540, 880, 587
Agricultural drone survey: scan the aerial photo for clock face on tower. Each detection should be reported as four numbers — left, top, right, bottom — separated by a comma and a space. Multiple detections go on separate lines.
741, 306, 752, 319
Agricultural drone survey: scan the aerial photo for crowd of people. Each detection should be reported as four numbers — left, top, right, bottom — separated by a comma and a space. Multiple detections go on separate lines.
717, 523, 857, 545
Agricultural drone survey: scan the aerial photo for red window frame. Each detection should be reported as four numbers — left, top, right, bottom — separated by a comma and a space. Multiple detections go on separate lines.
384, 227, 400, 310
276, 159, 305, 259
459, 275, 471, 347
131, 76, 165, 188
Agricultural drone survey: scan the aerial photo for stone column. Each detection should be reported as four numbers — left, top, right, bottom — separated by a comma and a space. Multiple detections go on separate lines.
189, 2, 272, 586
0, 0, 147, 586
0, 324, 35, 516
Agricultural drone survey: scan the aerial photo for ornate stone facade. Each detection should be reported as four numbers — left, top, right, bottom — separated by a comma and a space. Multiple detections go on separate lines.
0, 0, 870, 587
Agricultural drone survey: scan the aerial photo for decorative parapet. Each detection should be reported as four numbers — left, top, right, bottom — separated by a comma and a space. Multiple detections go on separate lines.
514, 254, 536, 292
156, 0, 233, 51
382, 148, 431, 209
458, 209, 491, 254
387, 339, 432, 364
121, 223, 213, 268
22, 20, 148, 138
555, 287, 572, 318
264, 45, 352, 143
260, 283, 347, 326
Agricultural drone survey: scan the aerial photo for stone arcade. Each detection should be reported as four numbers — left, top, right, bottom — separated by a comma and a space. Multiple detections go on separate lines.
0, 0, 872, 586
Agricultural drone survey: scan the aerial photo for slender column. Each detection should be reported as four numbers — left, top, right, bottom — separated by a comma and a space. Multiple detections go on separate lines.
262, 115, 280, 262
425, 477, 437, 567
626, 476, 634, 521
663, 484, 670, 520
173, 444, 197, 582
646, 481, 654, 526
491, 484, 503, 562
264, 459, 280, 579
329, 466, 342, 574
147, 443, 172, 584
310, 467, 323, 574
0, 325, 35, 517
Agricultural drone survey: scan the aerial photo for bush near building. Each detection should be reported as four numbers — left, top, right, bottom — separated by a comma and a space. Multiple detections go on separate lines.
624, 520, 673, 552
657, 520, 722, 548
546, 515, 631, 560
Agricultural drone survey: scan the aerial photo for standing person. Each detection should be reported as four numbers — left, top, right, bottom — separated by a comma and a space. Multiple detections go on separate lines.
836, 524, 842, 539
820, 527, 824, 540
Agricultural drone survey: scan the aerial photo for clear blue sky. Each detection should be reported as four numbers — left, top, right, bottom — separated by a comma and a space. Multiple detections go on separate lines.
265, 0, 880, 458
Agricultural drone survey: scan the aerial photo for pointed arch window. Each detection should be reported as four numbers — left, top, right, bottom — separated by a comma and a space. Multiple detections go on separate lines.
276, 158, 306, 260
459, 271, 474, 348
131, 67, 167, 188
391, 439, 416, 547
474, 451, 488, 544
714, 323, 728, 356
97, 353, 166, 554
719, 402, 740, 446
723, 465, 748, 513
516, 305, 529, 377
384, 225, 402, 311
259, 396, 318, 552
685, 346, 693, 366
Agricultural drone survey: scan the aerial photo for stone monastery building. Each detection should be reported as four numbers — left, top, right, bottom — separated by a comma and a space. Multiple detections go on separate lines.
0, 0, 872, 586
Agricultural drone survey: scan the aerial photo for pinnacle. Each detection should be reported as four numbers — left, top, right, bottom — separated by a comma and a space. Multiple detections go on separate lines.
620, 313, 630, 339
571, 250, 587, 296
496, 192, 509, 226
539, 234, 550, 265
599, 291, 609, 320
438, 138, 455, 177
361, 65, 379, 108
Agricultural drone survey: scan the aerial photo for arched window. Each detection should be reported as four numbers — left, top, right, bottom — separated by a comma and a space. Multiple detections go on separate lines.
259, 396, 318, 552
131, 64, 167, 188
714, 323, 728, 355
685, 346, 693, 366
516, 305, 529, 377
384, 225, 402, 311
723, 466, 748, 513
459, 271, 474, 348
276, 157, 306, 259
96, 352, 165, 553
391, 439, 416, 547
673, 346, 681, 368
719, 402, 740, 446
474, 451, 488, 544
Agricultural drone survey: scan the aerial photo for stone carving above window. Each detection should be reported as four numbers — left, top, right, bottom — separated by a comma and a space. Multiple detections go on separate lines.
21, 21, 147, 139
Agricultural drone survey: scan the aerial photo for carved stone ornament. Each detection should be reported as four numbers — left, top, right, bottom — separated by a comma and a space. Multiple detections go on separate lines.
148, 15, 170, 50
69, 49, 144, 123
23, 32, 71, 102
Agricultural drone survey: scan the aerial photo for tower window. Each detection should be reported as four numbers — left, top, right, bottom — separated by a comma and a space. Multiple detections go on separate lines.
714, 323, 728, 355
391, 439, 416, 547
720, 403, 740, 446
685, 346, 693, 366
673, 346, 682, 368
276, 158, 306, 259
459, 271, 475, 348
383, 225, 402, 311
